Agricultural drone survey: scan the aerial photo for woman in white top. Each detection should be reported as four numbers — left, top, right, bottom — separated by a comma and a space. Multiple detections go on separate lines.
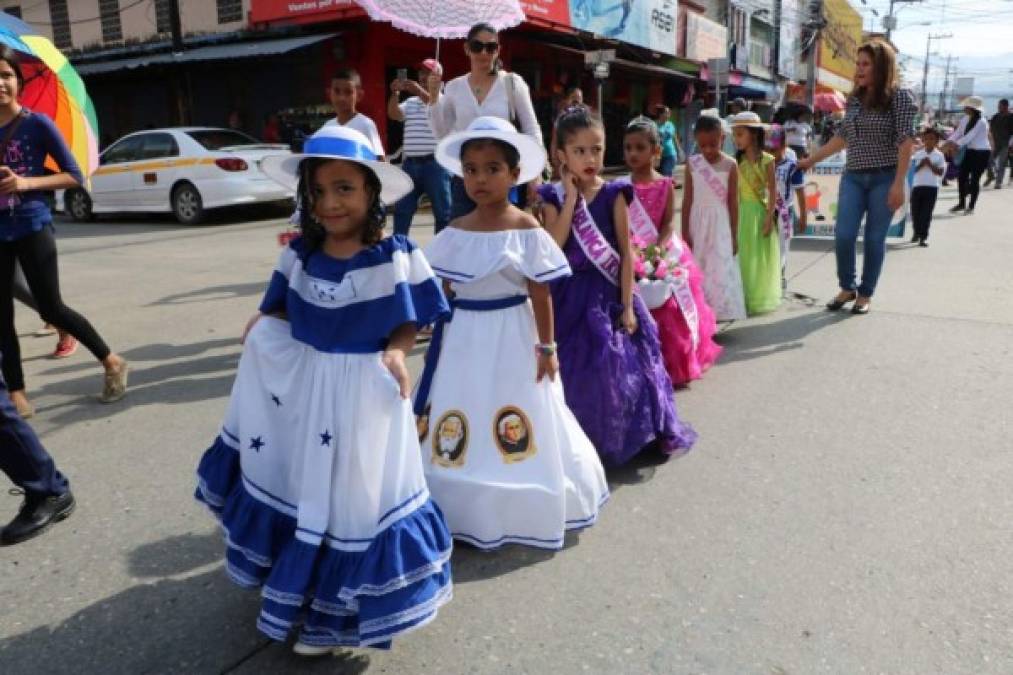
427, 22, 543, 218
945, 96, 993, 215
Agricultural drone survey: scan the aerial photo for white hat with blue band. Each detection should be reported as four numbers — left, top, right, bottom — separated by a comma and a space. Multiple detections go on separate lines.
261, 126, 413, 204
435, 116, 546, 185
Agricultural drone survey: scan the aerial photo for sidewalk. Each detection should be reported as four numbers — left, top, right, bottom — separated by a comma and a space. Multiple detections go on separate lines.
1, 182, 1011, 674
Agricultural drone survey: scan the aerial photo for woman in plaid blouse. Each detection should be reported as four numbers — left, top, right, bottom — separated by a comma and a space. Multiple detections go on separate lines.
799, 41, 917, 315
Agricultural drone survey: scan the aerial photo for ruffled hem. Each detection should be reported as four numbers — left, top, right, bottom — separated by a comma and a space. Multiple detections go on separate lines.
451, 492, 611, 551
195, 436, 453, 648
425, 227, 571, 285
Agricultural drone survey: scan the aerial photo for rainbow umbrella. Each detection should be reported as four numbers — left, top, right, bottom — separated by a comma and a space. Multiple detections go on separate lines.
0, 13, 99, 179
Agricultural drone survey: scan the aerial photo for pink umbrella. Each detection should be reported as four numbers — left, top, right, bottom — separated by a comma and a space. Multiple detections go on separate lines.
354, 0, 525, 59
814, 92, 847, 114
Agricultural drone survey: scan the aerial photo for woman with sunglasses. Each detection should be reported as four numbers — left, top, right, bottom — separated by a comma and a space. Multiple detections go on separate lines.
427, 23, 544, 219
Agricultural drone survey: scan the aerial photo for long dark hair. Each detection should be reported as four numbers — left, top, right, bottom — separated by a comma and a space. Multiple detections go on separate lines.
851, 40, 898, 112
295, 158, 385, 252
965, 108, 982, 132
0, 45, 25, 96
467, 22, 501, 74
735, 127, 766, 163
554, 105, 604, 148
625, 116, 661, 148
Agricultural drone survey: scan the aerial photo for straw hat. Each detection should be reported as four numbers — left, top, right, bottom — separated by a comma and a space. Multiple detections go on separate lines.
261, 126, 413, 204
728, 111, 768, 129
435, 116, 547, 185
958, 95, 984, 112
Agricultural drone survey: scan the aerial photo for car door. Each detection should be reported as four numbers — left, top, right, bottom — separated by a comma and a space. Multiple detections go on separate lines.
91, 135, 146, 209
135, 133, 181, 209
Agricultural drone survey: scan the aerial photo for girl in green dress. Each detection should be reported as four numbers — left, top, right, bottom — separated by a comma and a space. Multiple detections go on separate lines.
730, 112, 780, 315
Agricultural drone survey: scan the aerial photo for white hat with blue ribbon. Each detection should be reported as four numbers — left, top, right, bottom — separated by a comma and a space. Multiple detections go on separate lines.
435, 116, 547, 185
261, 125, 413, 204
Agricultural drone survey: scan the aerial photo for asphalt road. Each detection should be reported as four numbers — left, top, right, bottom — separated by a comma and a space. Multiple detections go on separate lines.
1, 185, 1011, 674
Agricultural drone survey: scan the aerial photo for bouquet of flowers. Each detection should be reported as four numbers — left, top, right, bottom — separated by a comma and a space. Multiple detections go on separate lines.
632, 235, 689, 310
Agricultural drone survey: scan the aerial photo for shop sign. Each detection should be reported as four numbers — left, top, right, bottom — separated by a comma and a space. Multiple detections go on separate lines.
251, 0, 356, 24
686, 13, 727, 63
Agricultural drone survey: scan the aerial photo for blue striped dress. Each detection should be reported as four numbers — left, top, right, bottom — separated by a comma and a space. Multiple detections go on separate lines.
195, 235, 453, 649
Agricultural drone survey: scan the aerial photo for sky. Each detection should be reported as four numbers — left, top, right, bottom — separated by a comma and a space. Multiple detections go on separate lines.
855, 0, 1013, 107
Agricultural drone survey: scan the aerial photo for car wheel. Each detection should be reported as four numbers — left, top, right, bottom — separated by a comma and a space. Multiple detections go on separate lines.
172, 182, 204, 225
66, 189, 94, 222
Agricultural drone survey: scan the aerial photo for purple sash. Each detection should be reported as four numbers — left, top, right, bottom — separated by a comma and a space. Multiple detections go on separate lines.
555, 183, 621, 286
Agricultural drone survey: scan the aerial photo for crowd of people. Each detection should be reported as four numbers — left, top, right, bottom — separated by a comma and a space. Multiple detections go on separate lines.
0, 18, 1006, 659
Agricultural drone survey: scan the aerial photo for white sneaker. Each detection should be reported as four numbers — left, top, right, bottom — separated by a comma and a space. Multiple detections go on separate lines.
292, 642, 336, 657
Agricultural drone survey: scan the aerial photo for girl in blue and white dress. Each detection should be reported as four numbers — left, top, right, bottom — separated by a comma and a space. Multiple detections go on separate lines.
414, 117, 609, 550
195, 126, 453, 653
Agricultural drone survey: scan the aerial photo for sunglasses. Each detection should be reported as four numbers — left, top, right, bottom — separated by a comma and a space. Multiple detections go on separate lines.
467, 40, 499, 55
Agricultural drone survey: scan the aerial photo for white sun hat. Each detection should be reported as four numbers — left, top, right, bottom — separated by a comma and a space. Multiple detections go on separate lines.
958, 95, 984, 112
435, 116, 547, 185
261, 125, 413, 204
728, 111, 769, 129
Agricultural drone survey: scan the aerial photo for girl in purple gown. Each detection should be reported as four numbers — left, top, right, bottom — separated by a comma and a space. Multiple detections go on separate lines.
538, 107, 696, 467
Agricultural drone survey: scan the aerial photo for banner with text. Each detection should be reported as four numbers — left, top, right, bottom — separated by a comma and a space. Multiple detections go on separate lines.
567, 0, 678, 56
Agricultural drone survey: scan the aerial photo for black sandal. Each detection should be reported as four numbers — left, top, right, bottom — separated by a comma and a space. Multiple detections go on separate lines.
826, 291, 857, 311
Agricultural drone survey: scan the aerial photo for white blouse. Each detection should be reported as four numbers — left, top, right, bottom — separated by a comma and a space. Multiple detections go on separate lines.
428, 72, 543, 145
949, 115, 991, 151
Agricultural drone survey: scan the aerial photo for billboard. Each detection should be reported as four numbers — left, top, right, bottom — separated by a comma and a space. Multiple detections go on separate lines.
686, 13, 727, 63
567, 0, 678, 56
819, 0, 861, 82
778, 0, 800, 79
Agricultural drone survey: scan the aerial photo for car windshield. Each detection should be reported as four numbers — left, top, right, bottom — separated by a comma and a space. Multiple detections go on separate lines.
186, 130, 261, 150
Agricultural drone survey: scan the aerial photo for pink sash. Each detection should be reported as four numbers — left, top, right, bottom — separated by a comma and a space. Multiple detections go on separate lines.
627, 185, 700, 348
555, 183, 621, 286
689, 154, 728, 203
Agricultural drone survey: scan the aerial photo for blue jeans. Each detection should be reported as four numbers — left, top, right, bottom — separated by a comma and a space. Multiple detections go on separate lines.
835, 169, 895, 298
660, 154, 676, 177
0, 352, 69, 497
393, 156, 452, 236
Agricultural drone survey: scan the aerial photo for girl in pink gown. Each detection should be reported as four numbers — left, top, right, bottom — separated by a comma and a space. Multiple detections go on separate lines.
624, 117, 722, 386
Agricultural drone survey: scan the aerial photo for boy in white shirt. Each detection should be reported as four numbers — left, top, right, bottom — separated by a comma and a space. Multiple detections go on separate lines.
322, 67, 385, 159
910, 126, 945, 247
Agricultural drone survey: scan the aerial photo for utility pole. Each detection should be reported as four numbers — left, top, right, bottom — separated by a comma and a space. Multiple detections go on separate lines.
805, 0, 824, 110
920, 33, 951, 113
938, 55, 954, 117
884, 0, 923, 41
168, 0, 184, 53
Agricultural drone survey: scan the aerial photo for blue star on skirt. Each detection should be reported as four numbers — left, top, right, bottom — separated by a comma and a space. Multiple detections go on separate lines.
250, 436, 265, 452
320, 430, 332, 446
270, 394, 282, 406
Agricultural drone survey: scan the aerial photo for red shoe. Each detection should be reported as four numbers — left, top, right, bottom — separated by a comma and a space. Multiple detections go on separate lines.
52, 335, 78, 359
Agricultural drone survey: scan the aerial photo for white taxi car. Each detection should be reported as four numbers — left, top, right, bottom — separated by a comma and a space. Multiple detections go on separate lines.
60, 127, 294, 224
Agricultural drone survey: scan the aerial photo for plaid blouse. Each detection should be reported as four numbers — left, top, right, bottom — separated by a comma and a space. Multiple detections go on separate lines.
836, 88, 917, 171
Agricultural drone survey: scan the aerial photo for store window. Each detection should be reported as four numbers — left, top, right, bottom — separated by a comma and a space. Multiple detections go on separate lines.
155, 0, 171, 33
47, 0, 71, 49
99, 0, 123, 42
217, 0, 243, 24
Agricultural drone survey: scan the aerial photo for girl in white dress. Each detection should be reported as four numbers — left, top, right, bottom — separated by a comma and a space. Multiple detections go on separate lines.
415, 116, 609, 550
682, 114, 747, 322
195, 126, 453, 653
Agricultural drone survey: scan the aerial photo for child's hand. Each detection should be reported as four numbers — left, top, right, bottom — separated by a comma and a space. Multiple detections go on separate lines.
536, 351, 559, 382
620, 306, 638, 335
241, 313, 262, 344
382, 348, 412, 399
560, 165, 579, 203
763, 212, 774, 237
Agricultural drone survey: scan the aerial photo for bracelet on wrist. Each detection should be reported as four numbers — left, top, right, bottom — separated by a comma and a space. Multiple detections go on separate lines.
535, 342, 557, 356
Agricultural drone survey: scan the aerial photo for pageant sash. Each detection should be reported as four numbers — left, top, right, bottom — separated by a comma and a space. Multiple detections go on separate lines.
627, 187, 700, 348
689, 154, 728, 203
555, 183, 621, 286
